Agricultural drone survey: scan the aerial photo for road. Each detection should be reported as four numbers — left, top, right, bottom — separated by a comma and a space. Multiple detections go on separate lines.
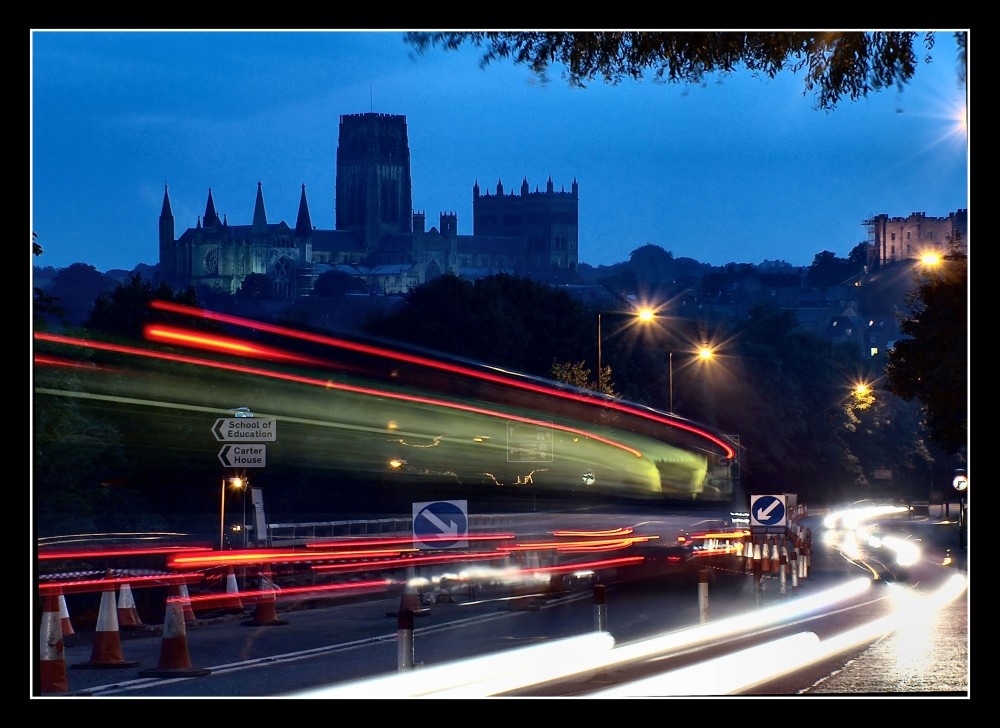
39, 510, 969, 699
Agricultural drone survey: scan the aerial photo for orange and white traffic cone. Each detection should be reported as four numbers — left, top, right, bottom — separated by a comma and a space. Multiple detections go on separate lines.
117, 581, 147, 630
241, 565, 288, 626
770, 538, 781, 574
39, 590, 69, 695
178, 582, 197, 622
761, 537, 772, 573
744, 538, 755, 574
72, 570, 139, 669
218, 565, 245, 613
58, 593, 75, 637
137, 584, 212, 678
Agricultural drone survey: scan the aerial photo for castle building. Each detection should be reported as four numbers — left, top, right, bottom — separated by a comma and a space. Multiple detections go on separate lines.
158, 112, 579, 297
864, 209, 968, 268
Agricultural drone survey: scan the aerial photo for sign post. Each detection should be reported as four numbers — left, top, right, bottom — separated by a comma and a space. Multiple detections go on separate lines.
412, 500, 469, 549
213, 415, 277, 550
953, 471, 968, 547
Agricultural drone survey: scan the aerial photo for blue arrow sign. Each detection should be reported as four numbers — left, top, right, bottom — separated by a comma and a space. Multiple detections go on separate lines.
750, 495, 786, 527
413, 500, 469, 549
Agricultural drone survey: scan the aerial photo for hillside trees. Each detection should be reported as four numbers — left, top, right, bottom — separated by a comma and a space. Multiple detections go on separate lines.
363, 273, 598, 377
86, 273, 199, 339
360, 274, 935, 502
885, 244, 968, 456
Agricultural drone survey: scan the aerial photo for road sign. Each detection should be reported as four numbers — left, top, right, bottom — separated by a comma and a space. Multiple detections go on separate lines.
412, 500, 469, 549
953, 474, 968, 492
506, 422, 554, 462
750, 494, 786, 527
212, 418, 277, 442
218, 444, 267, 468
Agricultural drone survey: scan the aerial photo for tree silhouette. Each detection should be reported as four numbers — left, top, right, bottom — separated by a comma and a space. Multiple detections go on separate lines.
885, 241, 968, 456
86, 273, 199, 340
405, 31, 965, 111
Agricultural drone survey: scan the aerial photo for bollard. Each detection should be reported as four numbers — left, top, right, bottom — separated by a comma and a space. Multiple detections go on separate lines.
779, 540, 787, 597
397, 609, 414, 671
803, 528, 812, 580
593, 583, 608, 632
790, 545, 799, 593
698, 569, 709, 624
753, 540, 763, 609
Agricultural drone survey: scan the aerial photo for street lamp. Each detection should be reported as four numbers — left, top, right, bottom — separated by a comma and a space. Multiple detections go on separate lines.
598, 307, 656, 393
219, 475, 245, 551
635, 307, 715, 413
237, 478, 248, 549
670, 345, 716, 413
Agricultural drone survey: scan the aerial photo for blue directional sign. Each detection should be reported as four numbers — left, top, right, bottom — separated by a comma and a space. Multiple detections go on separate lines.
412, 500, 469, 550
750, 495, 787, 527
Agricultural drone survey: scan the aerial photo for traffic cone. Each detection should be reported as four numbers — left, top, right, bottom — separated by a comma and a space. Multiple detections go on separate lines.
138, 584, 212, 678
58, 593, 75, 637
744, 538, 755, 574
241, 565, 288, 626
117, 581, 147, 630
770, 538, 781, 573
218, 565, 245, 613
39, 590, 69, 694
72, 570, 139, 669
178, 582, 197, 622
761, 537, 772, 573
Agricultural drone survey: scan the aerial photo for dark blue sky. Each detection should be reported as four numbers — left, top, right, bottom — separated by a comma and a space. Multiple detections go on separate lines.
30, 30, 969, 272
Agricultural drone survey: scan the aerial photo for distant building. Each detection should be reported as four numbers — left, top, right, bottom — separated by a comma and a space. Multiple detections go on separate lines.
158, 112, 578, 297
864, 209, 968, 268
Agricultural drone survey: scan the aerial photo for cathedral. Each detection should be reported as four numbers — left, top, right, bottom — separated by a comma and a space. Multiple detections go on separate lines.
158, 112, 580, 297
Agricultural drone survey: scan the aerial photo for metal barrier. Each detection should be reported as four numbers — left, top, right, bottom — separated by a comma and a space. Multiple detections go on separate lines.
265, 513, 541, 547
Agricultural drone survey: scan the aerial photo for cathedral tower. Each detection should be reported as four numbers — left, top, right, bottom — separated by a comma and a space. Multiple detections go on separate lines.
335, 113, 413, 253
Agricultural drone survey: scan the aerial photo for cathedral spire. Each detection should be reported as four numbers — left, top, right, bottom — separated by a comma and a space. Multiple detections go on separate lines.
252, 181, 267, 233
160, 184, 173, 219
203, 189, 219, 227
295, 183, 313, 236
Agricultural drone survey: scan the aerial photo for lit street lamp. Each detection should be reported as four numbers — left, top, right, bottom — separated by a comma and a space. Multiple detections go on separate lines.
219, 475, 245, 551
237, 478, 248, 549
635, 307, 715, 413
597, 307, 657, 394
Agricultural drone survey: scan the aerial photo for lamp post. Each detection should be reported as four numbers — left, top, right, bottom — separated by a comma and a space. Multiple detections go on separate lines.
597, 312, 602, 390
669, 348, 715, 413
597, 308, 655, 393
219, 478, 227, 551
669, 351, 673, 413
241, 482, 248, 549
220, 475, 244, 551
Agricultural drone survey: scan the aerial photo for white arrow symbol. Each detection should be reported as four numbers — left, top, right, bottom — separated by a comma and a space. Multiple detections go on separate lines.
755, 499, 781, 521
422, 509, 459, 537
